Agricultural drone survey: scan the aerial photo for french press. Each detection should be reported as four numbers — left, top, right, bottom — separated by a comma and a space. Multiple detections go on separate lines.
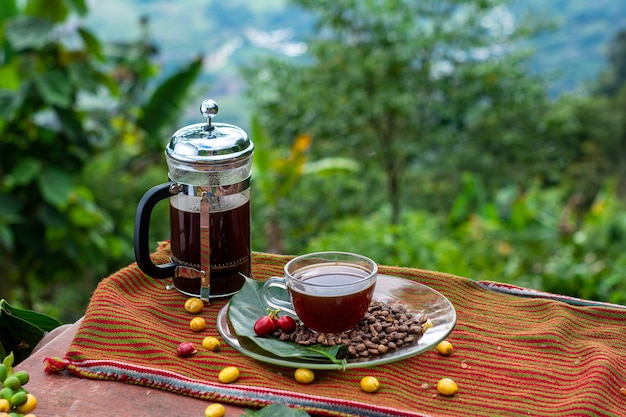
134, 99, 254, 302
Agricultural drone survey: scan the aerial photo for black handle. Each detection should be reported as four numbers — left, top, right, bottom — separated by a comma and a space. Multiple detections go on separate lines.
134, 182, 177, 279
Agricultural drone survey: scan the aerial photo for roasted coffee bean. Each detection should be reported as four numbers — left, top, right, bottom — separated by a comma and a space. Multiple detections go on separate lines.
409, 325, 422, 334
271, 300, 428, 359
295, 333, 310, 344
365, 340, 378, 349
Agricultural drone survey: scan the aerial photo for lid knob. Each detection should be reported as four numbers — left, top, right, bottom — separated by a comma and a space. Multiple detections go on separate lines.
200, 99, 219, 131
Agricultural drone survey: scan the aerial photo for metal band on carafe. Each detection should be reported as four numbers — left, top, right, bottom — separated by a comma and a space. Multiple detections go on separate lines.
199, 191, 210, 303
175, 179, 250, 197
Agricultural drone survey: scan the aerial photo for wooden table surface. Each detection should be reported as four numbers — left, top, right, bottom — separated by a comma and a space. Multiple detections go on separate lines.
16, 320, 250, 417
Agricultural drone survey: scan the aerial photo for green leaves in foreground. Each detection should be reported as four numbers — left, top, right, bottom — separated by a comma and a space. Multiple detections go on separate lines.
228, 277, 346, 367
0, 300, 62, 364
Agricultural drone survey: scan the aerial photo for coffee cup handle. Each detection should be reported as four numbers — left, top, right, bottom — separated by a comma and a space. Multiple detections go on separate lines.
262, 277, 297, 317
134, 182, 178, 279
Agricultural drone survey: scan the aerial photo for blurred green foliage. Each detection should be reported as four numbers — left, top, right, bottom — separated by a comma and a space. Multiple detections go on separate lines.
0, 0, 201, 321
245, 0, 626, 305
244, 0, 557, 225
250, 117, 360, 254
0, 0, 625, 329
302, 177, 626, 305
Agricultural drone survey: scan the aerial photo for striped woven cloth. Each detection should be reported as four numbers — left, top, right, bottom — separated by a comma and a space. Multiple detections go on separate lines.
52, 242, 626, 416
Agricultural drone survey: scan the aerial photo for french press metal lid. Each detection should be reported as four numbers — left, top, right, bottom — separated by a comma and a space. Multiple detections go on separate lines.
165, 99, 254, 186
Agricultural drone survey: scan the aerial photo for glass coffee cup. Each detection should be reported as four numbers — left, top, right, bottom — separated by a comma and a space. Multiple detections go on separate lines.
263, 252, 378, 333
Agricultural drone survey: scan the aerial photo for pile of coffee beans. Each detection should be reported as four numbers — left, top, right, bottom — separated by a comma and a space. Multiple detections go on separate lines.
272, 301, 428, 359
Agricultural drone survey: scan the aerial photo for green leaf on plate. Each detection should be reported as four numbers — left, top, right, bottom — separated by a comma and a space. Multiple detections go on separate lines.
228, 276, 347, 367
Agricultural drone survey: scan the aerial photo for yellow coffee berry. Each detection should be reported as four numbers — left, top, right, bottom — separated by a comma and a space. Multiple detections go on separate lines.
205, 403, 226, 417
202, 336, 221, 352
294, 368, 315, 384
436, 340, 454, 356
17, 393, 37, 414
0, 399, 9, 413
360, 376, 380, 393
218, 366, 240, 383
436, 378, 458, 396
190, 316, 206, 332
422, 319, 434, 331
184, 297, 204, 314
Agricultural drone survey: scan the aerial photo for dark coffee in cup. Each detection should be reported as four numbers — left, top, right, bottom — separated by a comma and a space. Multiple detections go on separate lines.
289, 264, 375, 333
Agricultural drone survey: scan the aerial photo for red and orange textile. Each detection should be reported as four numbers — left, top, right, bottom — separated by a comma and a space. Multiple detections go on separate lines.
48, 242, 626, 416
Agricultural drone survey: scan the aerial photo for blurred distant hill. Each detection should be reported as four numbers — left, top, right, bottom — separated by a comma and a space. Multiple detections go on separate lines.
521, 0, 626, 94
85, 0, 626, 131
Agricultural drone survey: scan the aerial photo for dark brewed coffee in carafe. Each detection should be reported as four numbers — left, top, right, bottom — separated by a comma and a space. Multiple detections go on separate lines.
170, 191, 250, 296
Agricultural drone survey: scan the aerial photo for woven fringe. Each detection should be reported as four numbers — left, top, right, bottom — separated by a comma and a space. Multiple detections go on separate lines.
43, 357, 69, 373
